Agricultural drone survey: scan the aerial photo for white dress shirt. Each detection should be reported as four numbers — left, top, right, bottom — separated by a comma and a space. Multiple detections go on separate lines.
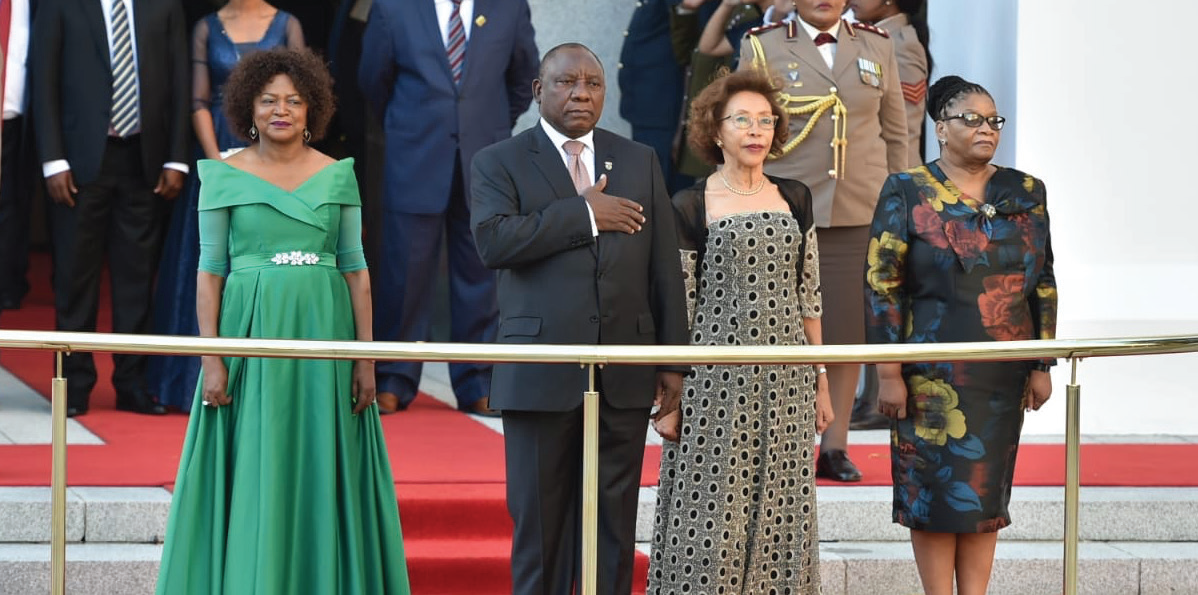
798, 18, 838, 70
539, 118, 599, 236
3, 0, 29, 119
43, 0, 189, 178
434, 0, 474, 45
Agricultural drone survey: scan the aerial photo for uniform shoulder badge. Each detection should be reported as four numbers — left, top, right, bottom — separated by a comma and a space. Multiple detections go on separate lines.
746, 21, 786, 37
851, 21, 890, 38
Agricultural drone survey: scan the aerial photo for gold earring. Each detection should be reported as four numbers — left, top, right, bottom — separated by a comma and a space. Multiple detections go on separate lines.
249, 124, 259, 140
715, 139, 723, 147
303, 128, 312, 143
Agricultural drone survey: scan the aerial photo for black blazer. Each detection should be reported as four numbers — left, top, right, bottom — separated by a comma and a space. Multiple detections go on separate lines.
31, 0, 189, 187
471, 125, 690, 411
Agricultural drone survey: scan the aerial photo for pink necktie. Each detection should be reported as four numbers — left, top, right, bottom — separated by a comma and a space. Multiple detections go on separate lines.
563, 140, 590, 193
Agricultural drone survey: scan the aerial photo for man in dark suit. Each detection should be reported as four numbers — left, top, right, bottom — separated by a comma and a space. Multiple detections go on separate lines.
471, 43, 689, 595
617, 0, 688, 195
0, 0, 36, 311
31, 0, 189, 416
358, 0, 538, 416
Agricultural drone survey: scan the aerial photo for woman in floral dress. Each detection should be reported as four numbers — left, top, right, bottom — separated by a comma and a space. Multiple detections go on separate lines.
864, 75, 1057, 595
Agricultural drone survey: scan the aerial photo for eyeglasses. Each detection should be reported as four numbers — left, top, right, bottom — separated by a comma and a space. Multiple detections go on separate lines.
941, 113, 1006, 131
721, 114, 778, 130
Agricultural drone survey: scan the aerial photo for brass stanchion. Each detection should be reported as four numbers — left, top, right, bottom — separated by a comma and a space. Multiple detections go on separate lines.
1063, 358, 1081, 595
51, 351, 68, 595
581, 363, 599, 595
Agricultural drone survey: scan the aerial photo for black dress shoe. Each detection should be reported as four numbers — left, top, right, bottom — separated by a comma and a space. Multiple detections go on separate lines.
115, 392, 168, 415
461, 396, 501, 418
816, 449, 863, 482
0, 296, 20, 310
66, 406, 88, 418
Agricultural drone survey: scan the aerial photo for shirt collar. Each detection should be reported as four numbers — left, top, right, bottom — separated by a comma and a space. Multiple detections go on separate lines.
797, 17, 839, 42
539, 118, 595, 154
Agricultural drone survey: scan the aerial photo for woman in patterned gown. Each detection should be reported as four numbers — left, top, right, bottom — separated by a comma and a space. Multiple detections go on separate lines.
649, 69, 834, 595
149, 1, 304, 411
864, 75, 1057, 595
156, 49, 409, 594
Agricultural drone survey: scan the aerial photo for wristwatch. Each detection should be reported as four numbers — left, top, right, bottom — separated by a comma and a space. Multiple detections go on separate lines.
816, 366, 828, 375
1031, 361, 1054, 373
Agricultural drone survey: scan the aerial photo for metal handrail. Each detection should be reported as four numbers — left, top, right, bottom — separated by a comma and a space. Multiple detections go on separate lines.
4, 328, 1197, 595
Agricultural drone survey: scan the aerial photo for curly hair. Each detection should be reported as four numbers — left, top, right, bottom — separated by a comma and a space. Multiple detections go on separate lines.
687, 69, 788, 165
223, 48, 336, 143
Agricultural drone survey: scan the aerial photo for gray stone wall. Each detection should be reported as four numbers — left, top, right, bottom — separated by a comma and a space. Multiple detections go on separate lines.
515, 0, 636, 136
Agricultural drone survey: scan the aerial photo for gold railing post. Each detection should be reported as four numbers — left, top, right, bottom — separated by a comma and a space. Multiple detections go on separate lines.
1063, 358, 1081, 595
50, 351, 68, 595
581, 363, 600, 595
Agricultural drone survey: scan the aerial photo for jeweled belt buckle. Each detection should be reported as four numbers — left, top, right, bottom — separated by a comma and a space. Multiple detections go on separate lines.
270, 251, 321, 266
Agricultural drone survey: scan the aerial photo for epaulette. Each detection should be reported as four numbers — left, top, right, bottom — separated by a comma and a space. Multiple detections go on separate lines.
746, 21, 786, 37
851, 21, 890, 38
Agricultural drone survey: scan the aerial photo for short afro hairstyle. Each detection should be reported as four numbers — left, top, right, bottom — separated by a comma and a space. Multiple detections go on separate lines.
223, 48, 336, 143
687, 68, 788, 165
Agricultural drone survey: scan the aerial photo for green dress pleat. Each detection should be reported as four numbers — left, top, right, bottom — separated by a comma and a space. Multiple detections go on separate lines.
157, 160, 410, 594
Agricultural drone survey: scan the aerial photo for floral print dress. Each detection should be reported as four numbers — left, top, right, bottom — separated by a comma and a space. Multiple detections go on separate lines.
864, 161, 1057, 533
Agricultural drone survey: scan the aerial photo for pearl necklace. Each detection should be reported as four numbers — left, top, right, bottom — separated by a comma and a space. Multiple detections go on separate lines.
717, 169, 766, 196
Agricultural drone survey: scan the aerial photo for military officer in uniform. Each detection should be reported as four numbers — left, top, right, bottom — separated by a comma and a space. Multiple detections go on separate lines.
739, 0, 907, 482
853, 0, 930, 165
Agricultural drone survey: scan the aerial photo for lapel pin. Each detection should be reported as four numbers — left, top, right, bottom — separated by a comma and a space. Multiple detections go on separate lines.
604, 161, 613, 171
475, 15, 486, 27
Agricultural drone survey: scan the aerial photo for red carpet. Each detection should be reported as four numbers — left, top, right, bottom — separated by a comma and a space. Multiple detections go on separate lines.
3, 253, 1196, 593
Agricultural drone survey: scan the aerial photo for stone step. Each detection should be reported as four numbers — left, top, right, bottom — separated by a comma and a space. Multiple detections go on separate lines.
635, 486, 1198, 543
4, 541, 1198, 595
5, 486, 1198, 544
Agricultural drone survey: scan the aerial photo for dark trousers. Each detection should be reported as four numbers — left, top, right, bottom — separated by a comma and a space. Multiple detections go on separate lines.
49, 136, 163, 407
503, 395, 650, 595
0, 116, 34, 304
372, 155, 496, 408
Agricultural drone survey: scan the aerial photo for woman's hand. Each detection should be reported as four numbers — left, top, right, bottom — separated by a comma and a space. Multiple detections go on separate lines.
200, 356, 231, 408
877, 376, 909, 420
1024, 370, 1052, 411
653, 408, 682, 443
352, 360, 376, 414
814, 375, 834, 433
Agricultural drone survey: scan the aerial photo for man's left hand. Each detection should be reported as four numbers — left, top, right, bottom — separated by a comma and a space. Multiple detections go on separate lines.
154, 169, 185, 199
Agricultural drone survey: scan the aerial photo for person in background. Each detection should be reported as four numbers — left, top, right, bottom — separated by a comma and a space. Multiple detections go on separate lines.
649, 68, 832, 595
471, 43, 689, 595
865, 75, 1056, 595
31, 0, 190, 417
156, 48, 410, 593
846, 0, 931, 430
619, 0, 691, 194
359, 0, 538, 417
0, 0, 35, 312
851, 0, 930, 162
149, 0, 303, 412
739, 0, 907, 481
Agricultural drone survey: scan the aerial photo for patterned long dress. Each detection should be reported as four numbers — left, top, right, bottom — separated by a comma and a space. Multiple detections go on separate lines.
650, 177, 823, 594
864, 161, 1057, 533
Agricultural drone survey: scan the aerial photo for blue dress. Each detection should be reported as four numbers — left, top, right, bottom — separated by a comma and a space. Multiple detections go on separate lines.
149, 11, 298, 410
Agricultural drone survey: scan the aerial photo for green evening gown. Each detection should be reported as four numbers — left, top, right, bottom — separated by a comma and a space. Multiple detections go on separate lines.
156, 159, 410, 594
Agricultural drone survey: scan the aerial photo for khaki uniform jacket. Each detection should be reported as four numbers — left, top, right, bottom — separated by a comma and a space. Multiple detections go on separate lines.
740, 19, 907, 227
878, 13, 928, 167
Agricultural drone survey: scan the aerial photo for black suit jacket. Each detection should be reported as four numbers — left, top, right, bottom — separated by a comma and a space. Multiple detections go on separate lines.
471, 125, 690, 412
31, 0, 189, 187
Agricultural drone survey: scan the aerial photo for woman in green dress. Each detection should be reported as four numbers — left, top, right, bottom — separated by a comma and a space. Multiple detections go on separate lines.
156, 48, 410, 594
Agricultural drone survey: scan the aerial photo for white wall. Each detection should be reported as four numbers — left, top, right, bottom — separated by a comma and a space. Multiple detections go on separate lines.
930, 0, 1198, 433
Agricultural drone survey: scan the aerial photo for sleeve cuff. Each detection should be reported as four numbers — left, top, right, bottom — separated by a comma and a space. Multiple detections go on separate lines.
164, 162, 190, 175
43, 160, 71, 178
